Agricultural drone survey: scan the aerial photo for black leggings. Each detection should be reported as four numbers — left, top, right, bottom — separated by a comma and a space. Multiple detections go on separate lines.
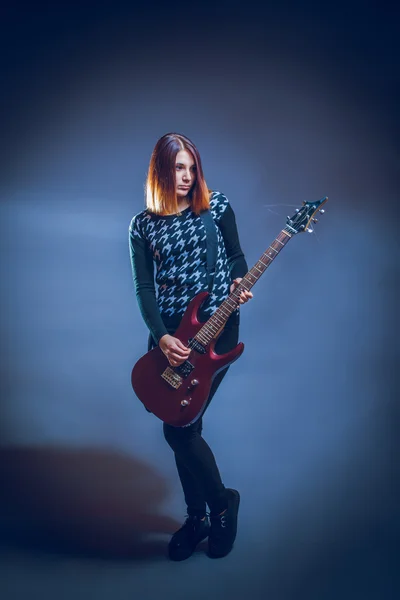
151, 314, 239, 517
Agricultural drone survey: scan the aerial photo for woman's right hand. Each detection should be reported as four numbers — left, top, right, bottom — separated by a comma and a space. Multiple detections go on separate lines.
159, 334, 191, 367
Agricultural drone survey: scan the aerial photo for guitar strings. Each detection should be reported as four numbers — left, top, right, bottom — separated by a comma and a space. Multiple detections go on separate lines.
182, 287, 244, 353
181, 204, 323, 355
264, 203, 323, 243
263, 203, 302, 218
263, 204, 301, 208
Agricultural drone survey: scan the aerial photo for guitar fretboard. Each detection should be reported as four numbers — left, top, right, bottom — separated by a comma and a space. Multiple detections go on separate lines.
194, 229, 292, 347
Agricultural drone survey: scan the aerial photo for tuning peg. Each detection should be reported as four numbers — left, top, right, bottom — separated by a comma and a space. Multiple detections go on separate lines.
307, 228, 313, 233
295, 208, 300, 212
320, 209, 325, 214
312, 218, 318, 223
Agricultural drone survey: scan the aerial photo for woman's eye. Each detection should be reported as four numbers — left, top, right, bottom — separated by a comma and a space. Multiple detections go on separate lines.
176, 165, 196, 171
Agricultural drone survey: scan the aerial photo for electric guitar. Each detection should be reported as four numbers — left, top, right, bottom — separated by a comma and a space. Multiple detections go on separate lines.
131, 197, 328, 427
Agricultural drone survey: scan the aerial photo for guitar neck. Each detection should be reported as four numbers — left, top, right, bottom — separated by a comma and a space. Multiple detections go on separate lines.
195, 228, 292, 346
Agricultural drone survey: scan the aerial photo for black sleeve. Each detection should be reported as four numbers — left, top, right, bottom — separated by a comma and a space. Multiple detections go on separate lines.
129, 218, 168, 345
218, 202, 248, 280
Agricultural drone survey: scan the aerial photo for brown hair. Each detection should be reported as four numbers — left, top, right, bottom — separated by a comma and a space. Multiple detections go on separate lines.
145, 132, 210, 216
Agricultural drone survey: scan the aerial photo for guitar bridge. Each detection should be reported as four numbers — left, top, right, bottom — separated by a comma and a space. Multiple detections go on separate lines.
161, 367, 183, 389
161, 360, 194, 389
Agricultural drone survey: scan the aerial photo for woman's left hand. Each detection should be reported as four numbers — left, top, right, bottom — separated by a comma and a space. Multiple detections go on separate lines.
230, 278, 253, 304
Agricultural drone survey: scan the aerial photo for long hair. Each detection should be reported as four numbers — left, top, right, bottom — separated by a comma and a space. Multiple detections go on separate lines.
145, 133, 210, 216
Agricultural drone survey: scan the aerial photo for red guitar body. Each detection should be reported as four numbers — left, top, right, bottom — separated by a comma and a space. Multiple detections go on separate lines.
131, 291, 244, 427
131, 196, 328, 427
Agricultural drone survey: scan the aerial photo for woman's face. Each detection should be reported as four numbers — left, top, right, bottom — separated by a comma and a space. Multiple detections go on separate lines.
175, 149, 197, 198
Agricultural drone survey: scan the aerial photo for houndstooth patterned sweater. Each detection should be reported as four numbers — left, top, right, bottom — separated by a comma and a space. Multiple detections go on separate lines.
129, 191, 248, 344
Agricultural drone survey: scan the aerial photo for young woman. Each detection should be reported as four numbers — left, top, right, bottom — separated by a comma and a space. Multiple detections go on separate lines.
129, 132, 252, 561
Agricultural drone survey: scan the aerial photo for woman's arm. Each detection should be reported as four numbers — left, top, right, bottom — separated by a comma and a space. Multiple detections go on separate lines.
218, 199, 253, 303
218, 201, 248, 280
129, 218, 169, 344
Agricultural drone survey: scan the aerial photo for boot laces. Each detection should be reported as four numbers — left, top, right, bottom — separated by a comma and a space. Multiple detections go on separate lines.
211, 513, 227, 528
183, 513, 208, 530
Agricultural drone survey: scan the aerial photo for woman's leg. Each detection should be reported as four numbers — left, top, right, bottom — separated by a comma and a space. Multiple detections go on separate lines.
173, 417, 207, 516
164, 318, 239, 515
164, 417, 228, 514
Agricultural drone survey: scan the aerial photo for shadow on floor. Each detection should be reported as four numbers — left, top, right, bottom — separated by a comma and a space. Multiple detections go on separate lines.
0, 445, 181, 559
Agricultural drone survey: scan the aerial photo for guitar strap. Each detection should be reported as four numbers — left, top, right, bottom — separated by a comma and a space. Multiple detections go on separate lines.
199, 209, 218, 293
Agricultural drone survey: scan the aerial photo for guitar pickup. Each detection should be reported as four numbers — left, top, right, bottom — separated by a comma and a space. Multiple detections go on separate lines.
188, 338, 206, 354
175, 360, 194, 378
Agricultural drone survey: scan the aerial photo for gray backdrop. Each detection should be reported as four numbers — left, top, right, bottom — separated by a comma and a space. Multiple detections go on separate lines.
0, 2, 398, 599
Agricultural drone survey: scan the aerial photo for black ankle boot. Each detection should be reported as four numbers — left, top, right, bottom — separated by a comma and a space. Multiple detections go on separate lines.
168, 514, 210, 561
208, 488, 240, 558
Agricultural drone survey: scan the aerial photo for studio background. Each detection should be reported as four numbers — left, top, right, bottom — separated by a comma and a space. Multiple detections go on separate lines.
0, 2, 398, 599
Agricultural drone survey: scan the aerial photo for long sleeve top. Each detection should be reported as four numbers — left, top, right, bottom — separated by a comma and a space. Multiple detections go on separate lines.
129, 191, 248, 344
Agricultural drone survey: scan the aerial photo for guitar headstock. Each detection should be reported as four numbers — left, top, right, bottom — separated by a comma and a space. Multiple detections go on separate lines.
285, 197, 328, 235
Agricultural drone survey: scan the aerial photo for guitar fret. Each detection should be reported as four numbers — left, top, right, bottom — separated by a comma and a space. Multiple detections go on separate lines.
259, 258, 270, 268
193, 227, 294, 346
